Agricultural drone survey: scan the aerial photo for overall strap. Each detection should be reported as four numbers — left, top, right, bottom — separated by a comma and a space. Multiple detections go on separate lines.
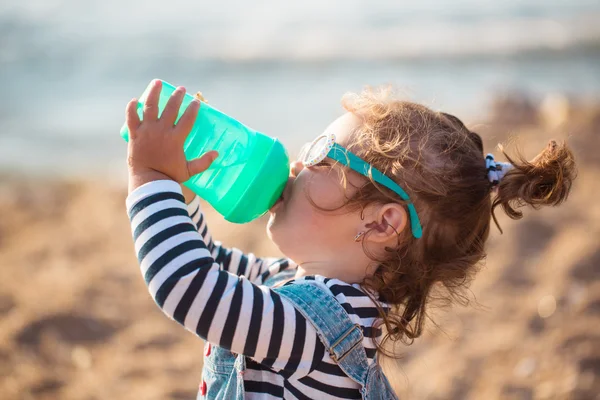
274, 281, 370, 387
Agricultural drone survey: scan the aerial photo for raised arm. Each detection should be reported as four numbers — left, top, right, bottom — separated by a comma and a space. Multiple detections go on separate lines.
127, 181, 324, 377
182, 188, 294, 283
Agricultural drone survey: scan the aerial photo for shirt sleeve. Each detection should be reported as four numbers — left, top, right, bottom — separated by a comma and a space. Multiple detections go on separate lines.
184, 194, 293, 284
126, 180, 324, 378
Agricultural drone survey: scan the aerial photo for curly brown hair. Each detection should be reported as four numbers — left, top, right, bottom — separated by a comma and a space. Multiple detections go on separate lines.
319, 87, 577, 358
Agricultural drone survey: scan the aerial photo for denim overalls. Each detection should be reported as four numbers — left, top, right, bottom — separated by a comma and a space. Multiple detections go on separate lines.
199, 270, 398, 399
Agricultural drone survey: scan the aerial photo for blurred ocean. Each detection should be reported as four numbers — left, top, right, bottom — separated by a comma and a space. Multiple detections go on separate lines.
1, 0, 599, 179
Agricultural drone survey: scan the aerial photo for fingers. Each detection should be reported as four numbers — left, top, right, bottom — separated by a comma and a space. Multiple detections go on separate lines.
143, 79, 162, 121
187, 151, 218, 177
161, 86, 186, 126
126, 98, 141, 139
290, 160, 304, 178
174, 99, 200, 140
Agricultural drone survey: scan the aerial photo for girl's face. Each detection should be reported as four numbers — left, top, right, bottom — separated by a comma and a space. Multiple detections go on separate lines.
267, 113, 367, 263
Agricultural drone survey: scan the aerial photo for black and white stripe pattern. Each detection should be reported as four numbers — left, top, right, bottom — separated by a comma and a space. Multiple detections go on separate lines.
127, 180, 389, 399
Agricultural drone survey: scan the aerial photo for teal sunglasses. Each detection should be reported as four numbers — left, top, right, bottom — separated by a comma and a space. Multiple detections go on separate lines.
299, 133, 422, 239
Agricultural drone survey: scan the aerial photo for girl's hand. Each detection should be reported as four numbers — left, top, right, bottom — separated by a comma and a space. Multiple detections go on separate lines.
125, 80, 218, 193
179, 91, 210, 204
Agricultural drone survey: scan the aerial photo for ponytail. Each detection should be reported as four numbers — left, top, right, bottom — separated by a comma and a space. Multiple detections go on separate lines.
492, 140, 577, 230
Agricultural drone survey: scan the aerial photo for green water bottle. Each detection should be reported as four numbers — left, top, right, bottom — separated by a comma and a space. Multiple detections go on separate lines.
120, 80, 290, 223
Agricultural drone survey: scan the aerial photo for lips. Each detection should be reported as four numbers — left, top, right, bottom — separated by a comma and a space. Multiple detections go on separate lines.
269, 183, 290, 213
270, 178, 292, 213
269, 194, 284, 212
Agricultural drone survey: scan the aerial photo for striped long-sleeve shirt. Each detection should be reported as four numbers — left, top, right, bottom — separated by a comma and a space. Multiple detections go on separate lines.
127, 180, 390, 399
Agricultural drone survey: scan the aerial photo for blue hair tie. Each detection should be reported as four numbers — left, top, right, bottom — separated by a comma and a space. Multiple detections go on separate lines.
485, 153, 513, 188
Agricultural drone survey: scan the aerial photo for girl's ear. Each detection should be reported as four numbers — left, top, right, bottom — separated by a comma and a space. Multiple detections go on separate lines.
362, 203, 408, 244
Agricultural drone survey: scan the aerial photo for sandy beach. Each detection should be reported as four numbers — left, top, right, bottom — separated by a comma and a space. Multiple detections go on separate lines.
1, 94, 599, 399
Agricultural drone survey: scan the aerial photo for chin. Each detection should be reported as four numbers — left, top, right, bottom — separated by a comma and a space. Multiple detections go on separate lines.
266, 214, 280, 243
266, 216, 295, 258
266, 228, 287, 258
266, 220, 274, 240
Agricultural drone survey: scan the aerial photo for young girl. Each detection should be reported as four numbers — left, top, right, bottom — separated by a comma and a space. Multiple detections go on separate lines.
125, 80, 576, 399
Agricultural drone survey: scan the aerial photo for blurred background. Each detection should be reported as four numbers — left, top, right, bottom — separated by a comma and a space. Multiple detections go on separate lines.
0, 0, 599, 399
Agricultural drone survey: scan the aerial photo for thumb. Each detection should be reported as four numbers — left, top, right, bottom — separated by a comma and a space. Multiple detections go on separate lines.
187, 151, 218, 177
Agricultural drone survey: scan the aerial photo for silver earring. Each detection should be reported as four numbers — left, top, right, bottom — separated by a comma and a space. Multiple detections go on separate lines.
354, 231, 365, 242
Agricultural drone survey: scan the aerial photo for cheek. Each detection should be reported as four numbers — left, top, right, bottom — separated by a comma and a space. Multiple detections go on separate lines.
268, 169, 353, 242
266, 194, 318, 254
305, 170, 348, 208
284, 188, 322, 231
289, 175, 350, 233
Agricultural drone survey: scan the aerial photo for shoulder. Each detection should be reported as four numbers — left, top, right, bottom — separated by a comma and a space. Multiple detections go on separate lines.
285, 275, 389, 312
283, 276, 389, 342
285, 275, 367, 294
259, 259, 298, 286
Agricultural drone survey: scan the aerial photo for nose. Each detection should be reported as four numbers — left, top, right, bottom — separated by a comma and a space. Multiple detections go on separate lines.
290, 160, 304, 178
